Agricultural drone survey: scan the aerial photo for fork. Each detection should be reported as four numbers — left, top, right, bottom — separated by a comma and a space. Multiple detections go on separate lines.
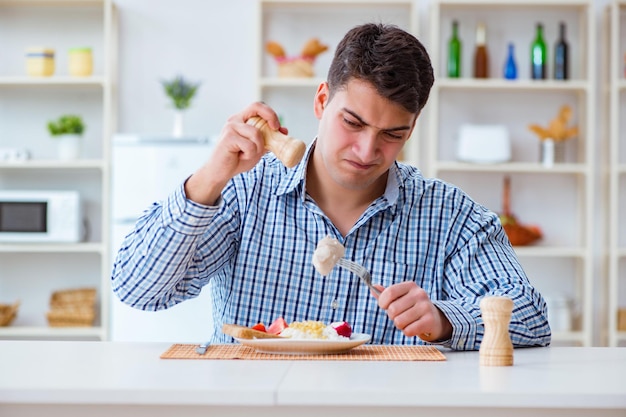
336, 258, 382, 296
195, 340, 211, 355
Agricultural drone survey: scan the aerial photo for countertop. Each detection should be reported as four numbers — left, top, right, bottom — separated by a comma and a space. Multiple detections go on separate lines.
0, 341, 625, 417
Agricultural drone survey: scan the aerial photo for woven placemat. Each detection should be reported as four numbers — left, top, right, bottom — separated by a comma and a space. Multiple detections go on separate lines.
161, 344, 446, 361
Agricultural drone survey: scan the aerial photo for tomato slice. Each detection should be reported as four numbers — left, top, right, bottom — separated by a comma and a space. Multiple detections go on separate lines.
267, 317, 288, 335
251, 323, 266, 332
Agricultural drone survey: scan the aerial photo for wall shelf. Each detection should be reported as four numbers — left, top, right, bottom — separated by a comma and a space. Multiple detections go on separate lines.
0, 0, 116, 341
428, 0, 595, 346
606, 0, 626, 347
256, 0, 420, 163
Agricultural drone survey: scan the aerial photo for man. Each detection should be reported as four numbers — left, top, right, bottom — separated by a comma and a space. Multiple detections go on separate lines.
112, 23, 551, 350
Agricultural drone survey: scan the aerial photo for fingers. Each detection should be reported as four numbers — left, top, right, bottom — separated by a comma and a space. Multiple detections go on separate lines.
216, 101, 284, 166
372, 284, 385, 299
184, 102, 283, 206
234, 101, 282, 131
379, 282, 443, 340
220, 121, 266, 159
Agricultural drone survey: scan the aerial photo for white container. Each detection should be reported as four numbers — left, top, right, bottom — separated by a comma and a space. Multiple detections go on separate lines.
56, 134, 82, 160
456, 124, 511, 163
545, 296, 573, 332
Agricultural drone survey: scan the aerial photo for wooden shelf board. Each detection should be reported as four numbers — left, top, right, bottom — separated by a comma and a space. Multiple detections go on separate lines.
0, 242, 105, 254
0, 76, 106, 87
0, 326, 104, 339
0, 159, 106, 170
435, 78, 591, 92
434, 161, 588, 174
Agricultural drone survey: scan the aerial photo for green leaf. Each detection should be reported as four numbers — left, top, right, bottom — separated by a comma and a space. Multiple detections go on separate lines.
161, 75, 201, 110
47, 115, 85, 136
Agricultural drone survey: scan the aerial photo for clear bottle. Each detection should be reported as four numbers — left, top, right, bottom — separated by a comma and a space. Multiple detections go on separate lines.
473, 22, 488, 78
554, 22, 569, 80
503, 43, 517, 80
531, 23, 547, 79
447, 20, 461, 78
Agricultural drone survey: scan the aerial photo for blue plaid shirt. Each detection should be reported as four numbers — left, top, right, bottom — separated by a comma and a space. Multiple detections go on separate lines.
112, 144, 551, 350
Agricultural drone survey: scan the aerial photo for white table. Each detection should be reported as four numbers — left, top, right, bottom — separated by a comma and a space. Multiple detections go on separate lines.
0, 341, 624, 417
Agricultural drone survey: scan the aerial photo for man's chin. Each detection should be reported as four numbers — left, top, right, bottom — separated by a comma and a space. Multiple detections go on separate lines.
334, 174, 378, 191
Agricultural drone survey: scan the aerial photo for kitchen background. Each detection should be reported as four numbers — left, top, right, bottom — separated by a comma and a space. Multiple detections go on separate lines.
0, 0, 624, 347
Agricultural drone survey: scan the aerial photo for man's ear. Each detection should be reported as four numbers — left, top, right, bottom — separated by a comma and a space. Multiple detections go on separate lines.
313, 82, 329, 119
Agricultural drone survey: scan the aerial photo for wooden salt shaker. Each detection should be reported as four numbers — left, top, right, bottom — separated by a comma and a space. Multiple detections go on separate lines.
247, 116, 306, 168
479, 296, 514, 366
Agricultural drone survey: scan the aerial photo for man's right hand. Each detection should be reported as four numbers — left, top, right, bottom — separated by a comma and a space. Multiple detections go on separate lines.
184, 102, 285, 206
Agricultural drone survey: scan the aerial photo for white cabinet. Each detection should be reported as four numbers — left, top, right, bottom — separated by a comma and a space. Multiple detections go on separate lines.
0, 0, 116, 340
427, 0, 595, 346
606, 0, 626, 347
256, 0, 420, 163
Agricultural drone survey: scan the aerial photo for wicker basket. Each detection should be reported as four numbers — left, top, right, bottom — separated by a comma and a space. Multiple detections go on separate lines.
50, 287, 96, 309
0, 301, 19, 327
46, 307, 95, 327
47, 287, 96, 327
277, 58, 314, 78
618, 309, 626, 331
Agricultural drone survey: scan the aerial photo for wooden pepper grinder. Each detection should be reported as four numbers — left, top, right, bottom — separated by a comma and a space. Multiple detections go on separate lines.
479, 296, 514, 366
246, 116, 306, 168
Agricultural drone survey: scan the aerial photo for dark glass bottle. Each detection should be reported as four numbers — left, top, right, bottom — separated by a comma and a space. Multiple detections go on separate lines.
531, 23, 547, 79
447, 20, 461, 78
504, 43, 517, 80
554, 22, 569, 80
473, 22, 488, 78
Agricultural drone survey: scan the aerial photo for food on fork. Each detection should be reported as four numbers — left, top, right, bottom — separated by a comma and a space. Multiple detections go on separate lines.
312, 235, 345, 276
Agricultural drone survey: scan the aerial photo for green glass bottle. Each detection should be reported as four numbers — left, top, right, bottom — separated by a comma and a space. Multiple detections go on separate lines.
448, 20, 461, 78
531, 23, 547, 79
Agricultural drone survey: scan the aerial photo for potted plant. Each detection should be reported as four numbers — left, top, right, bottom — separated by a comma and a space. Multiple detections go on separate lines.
47, 115, 85, 160
161, 75, 201, 137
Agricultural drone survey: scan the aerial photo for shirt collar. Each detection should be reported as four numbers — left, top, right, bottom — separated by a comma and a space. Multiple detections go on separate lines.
275, 139, 315, 197
275, 138, 404, 208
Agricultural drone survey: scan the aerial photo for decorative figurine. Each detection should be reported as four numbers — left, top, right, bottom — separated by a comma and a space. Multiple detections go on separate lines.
499, 176, 542, 246
528, 105, 578, 167
266, 38, 328, 78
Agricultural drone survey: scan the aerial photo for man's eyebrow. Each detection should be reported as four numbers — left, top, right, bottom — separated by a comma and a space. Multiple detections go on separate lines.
343, 108, 412, 132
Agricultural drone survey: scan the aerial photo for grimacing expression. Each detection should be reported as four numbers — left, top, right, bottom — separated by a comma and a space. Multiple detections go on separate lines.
314, 79, 417, 192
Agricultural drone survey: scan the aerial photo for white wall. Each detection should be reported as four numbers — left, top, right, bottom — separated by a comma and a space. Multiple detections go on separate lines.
116, 0, 258, 137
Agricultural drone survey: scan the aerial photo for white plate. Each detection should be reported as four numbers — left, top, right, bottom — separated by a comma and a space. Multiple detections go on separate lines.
234, 333, 371, 355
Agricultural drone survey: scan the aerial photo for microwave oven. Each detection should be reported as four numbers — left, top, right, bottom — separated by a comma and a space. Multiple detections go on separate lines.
0, 190, 82, 243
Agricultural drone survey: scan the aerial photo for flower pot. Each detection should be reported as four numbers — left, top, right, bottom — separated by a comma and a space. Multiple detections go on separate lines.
539, 138, 565, 168
56, 134, 81, 160
172, 111, 184, 138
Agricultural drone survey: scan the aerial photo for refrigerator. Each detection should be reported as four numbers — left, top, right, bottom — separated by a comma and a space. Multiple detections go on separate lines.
110, 134, 214, 342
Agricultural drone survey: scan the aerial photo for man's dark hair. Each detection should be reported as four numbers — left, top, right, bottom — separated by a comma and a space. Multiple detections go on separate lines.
327, 23, 434, 114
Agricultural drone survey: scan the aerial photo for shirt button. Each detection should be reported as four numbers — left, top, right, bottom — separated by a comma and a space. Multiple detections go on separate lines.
331, 299, 339, 310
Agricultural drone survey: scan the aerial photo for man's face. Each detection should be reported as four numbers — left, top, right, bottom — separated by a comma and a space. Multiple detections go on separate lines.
312, 78, 417, 192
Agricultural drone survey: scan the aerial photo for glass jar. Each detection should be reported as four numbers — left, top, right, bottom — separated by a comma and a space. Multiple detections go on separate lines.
68, 47, 93, 77
25, 47, 55, 77
545, 296, 572, 332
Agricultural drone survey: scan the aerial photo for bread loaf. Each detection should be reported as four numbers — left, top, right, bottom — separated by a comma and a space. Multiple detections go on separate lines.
222, 323, 283, 339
